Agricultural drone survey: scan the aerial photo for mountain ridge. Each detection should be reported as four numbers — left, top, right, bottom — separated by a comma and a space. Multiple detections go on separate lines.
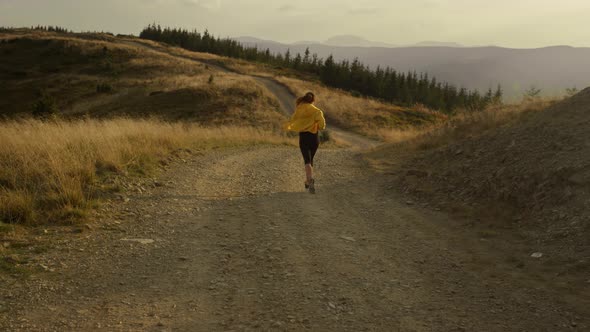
235, 35, 465, 49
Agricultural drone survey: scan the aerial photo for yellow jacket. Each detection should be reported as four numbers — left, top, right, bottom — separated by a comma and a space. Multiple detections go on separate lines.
284, 103, 326, 134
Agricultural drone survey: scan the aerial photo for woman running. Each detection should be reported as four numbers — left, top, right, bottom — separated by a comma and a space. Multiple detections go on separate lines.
284, 92, 326, 194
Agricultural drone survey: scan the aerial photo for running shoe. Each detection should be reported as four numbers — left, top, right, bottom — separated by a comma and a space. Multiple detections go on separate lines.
308, 178, 315, 194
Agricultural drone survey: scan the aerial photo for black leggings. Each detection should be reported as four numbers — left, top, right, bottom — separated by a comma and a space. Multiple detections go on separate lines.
299, 132, 319, 166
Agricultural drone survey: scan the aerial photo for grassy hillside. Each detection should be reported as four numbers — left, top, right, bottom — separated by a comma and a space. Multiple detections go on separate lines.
0, 30, 442, 134
0, 30, 295, 225
0, 29, 444, 226
123, 37, 447, 132
0, 30, 284, 129
143, 40, 445, 139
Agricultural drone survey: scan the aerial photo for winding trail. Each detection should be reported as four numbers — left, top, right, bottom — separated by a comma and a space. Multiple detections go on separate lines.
1, 39, 587, 331
122, 38, 378, 150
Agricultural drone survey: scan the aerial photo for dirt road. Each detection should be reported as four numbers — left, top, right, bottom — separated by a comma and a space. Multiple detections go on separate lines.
2, 144, 586, 331
1, 39, 587, 331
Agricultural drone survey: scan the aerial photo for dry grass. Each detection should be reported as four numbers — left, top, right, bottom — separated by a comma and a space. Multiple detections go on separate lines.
0, 118, 294, 225
123, 40, 445, 138
121, 38, 271, 76
1, 31, 491, 142
219, 58, 277, 78
394, 99, 557, 150
275, 76, 444, 138
0, 32, 195, 116
367, 98, 558, 174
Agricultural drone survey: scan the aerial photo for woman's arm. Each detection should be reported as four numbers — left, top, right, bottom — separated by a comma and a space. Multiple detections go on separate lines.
315, 110, 326, 130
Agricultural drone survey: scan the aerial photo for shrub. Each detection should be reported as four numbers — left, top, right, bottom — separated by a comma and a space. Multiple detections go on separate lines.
32, 91, 58, 118
0, 190, 35, 224
565, 87, 578, 97
524, 86, 542, 101
350, 90, 362, 98
319, 129, 331, 143
96, 82, 114, 93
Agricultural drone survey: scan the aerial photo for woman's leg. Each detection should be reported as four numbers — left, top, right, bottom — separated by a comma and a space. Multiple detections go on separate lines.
305, 163, 315, 193
308, 133, 319, 178
306, 133, 319, 193
305, 163, 313, 183
299, 133, 313, 185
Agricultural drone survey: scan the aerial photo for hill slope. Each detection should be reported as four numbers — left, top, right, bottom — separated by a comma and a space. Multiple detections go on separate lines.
373, 88, 590, 276
0, 30, 285, 129
1, 30, 441, 136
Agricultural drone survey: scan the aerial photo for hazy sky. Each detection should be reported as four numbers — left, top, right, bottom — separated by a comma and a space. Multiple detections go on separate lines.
1, 0, 589, 48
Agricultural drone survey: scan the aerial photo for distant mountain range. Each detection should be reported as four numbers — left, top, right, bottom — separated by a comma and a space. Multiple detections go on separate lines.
234, 35, 590, 100
322, 35, 397, 48
237, 35, 464, 49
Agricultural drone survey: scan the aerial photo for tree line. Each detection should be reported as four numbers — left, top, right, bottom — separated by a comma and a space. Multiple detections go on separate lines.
139, 24, 501, 112
31, 25, 72, 33
0, 25, 118, 36
0, 26, 71, 33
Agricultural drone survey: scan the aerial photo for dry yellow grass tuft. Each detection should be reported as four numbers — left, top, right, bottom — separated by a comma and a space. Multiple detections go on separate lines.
0, 118, 294, 225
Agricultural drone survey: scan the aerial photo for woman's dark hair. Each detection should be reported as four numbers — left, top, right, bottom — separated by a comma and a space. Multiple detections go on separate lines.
296, 92, 315, 105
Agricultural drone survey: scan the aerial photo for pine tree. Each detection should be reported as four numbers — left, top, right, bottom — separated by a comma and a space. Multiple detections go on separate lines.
293, 53, 302, 69
485, 87, 494, 103
321, 55, 337, 85
493, 84, 503, 104
284, 49, 291, 66
303, 48, 311, 67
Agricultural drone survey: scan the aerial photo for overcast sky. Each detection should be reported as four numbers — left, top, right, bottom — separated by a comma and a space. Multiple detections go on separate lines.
1, 0, 589, 48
